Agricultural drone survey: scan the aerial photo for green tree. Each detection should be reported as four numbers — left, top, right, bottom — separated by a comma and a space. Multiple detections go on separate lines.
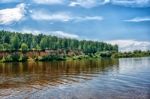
3, 43, 11, 51
40, 37, 48, 50
0, 44, 4, 51
21, 43, 28, 52
36, 44, 41, 51
11, 35, 20, 50
31, 37, 37, 49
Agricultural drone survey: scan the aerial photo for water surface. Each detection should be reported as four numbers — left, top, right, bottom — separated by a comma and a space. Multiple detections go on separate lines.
0, 57, 150, 99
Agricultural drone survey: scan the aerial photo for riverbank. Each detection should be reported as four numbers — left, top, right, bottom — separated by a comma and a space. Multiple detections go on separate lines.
0, 53, 103, 63
0, 50, 150, 63
0, 30, 119, 62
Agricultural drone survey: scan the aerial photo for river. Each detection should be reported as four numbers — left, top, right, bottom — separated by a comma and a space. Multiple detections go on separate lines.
0, 57, 150, 99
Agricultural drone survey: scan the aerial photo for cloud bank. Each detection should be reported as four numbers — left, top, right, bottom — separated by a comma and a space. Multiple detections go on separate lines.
2, 0, 149, 8
124, 17, 150, 22
51, 31, 79, 39
69, 0, 101, 8
111, 0, 150, 7
32, 0, 64, 5
0, 3, 26, 25
107, 40, 150, 52
7, 28, 79, 39
69, 0, 150, 8
31, 11, 71, 22
31, 10, 103, 22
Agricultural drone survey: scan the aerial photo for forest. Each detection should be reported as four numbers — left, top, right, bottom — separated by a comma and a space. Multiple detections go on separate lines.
0, 30, 118, 52
0, 30, 118, 62
0, 30, 149, 62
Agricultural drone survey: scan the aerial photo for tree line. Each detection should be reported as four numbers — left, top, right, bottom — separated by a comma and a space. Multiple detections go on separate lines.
114, 50, 150, 58
0, 30, 118, 54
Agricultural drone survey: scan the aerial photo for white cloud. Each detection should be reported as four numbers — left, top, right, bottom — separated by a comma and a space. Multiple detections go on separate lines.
7, 28, 79, 39
51, 31, 79, 39
104, 0, 110, 3
124, 17, 150, 22
75, 16, 103, 22
5, 28, 42, 35
69, 0, 150, 8
31, 11, 72, 22
20, 29, 42, 35
69, 0, 109, 8
111, 0, 150, 7
69, 0, 97, 8
32, 0, 64, 5
107, 40, 150, 52
0, 3, 26, 25
31, 10, 103, 22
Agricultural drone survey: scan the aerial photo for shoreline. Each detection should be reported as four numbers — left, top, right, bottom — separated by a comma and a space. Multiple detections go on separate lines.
0, 52, 150, 63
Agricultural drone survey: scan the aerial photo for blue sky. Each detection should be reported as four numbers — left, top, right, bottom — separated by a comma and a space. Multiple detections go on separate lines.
0, 0, 150, 51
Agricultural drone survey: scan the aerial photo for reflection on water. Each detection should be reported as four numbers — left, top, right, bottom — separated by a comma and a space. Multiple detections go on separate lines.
0, 59, 118, 88
0, 58, 150, 99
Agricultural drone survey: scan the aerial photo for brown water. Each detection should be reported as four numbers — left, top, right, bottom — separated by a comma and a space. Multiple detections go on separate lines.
0, 57, 150, 99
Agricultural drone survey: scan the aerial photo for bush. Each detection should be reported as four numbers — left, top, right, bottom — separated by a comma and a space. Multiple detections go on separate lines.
1, 55, 13, 62
0, 54, 28, 62
100, 52, 112, 57
35, 55, 66, 61
19, 54, 28, 62
11, 53, 20, 62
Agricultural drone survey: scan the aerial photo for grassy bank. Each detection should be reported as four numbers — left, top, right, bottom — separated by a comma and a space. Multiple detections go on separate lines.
0, 50, 150, 63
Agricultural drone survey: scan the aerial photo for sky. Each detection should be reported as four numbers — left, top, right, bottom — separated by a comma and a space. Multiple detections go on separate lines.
0, 0, 150, 52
